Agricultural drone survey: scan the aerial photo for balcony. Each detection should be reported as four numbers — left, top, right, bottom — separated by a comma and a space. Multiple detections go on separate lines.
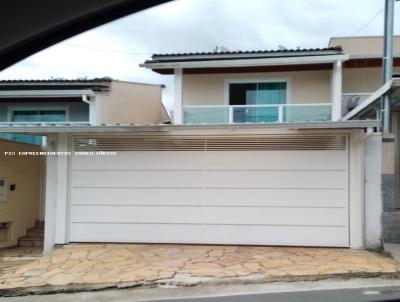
183, 103, 332, 124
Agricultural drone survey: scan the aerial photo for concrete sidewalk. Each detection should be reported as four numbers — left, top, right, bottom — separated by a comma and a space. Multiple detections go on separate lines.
0, 244, 399, 295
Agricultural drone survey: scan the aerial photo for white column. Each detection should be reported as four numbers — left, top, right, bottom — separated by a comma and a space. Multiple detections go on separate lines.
92, 95, 102, 125
43, 133, 71, 253
278, 105, 284, 123
43, 135, 57, 254
331, 60, 343, 121
349, 130, 365, 249
174, 68, 183, 124
228, 106, 234, 124
54, 133, 69, 245
88, 96, 96, 124
38, 147, 46, 222
364, 134, 383, 249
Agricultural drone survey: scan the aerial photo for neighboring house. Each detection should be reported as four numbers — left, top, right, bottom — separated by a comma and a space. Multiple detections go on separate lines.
0, 36, 398, 253
0, 78, 168, 248
0, 78, 169, 144
329, 36, 400, 116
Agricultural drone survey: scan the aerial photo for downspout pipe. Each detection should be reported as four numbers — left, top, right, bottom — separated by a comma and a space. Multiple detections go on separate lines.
382, 0, 395, 133
82, 94, 96, 124
81, 94, 92, 104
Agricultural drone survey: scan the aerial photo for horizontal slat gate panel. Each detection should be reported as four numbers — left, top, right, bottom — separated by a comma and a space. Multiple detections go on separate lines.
70, 224, 207, 244
204, 225, 347, 247
72, 170, 346, 189
204, 151, 347, 170
73, 135, 347, 151
71, 150, 347, 171
69, 134, 349, 247
72, 152, 207, 170
71, 188, 347, 207
71, 206, 347, 226
70, 224, 348, 247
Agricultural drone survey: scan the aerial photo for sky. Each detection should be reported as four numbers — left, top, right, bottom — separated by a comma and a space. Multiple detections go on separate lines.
0, 0, 399, 111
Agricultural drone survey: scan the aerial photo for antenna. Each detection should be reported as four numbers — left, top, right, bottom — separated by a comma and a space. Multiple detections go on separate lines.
214, 46, 230, 53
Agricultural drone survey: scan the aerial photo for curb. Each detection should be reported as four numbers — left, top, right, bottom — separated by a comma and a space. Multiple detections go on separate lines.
1, 271, 400, 297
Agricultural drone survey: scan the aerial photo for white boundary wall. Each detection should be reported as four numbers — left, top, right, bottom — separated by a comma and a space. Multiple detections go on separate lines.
364, 133, 383, 249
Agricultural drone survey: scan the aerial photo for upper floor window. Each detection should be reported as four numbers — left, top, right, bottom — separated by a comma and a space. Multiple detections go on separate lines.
11, 109, 66, 122
228, 81, 287, 106
0, 108, 68, 145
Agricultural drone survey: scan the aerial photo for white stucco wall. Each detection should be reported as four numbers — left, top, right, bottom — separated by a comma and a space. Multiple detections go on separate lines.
182, 70, 333, 106
43, 136, 57, 254
43, 134, 71, 254
364, 134, 383, 249
329, 36, 400, 55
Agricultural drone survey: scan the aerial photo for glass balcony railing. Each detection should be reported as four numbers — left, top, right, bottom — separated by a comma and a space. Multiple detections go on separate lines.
183, 106, 229, 124
232, 106, 279, 123
283, 104, 332, 122
183, 104, 332, 124
0, 133, 43, 145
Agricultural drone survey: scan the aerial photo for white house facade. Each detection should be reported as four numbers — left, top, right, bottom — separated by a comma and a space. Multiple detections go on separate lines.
1, 36, 399, 252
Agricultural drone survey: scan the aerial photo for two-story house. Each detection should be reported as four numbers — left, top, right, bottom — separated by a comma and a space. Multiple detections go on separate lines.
0, 36, 397, 253
142, 36, 400, 126
141, 36, 400, 246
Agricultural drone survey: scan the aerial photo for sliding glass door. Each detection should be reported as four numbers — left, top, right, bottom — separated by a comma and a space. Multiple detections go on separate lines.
228, 81, 287, 123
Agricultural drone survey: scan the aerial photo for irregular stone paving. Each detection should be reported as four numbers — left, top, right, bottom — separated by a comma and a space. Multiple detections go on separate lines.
0, 247, 43, 277
0, 244, 399, 289
0, 247, 43, 261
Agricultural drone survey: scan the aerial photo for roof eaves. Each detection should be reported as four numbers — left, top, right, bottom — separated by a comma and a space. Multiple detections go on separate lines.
152, 47, 342, 58
348, 53, 400, 59
148, 47, 343, 63
140, 54, 349, 71
0, 120, 380, 134
0, 78, 112, 93
0, 78, 113, 84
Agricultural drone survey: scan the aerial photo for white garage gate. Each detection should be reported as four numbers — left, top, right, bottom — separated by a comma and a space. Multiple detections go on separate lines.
69, 134, 349, 247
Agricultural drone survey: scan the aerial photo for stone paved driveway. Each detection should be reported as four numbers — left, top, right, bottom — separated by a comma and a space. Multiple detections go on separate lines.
0, 244, 399, 291
0, 247, 42, 277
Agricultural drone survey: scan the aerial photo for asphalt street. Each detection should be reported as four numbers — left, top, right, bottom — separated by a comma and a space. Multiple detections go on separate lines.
3, 279, 400, 302
144, 286, 400, 302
